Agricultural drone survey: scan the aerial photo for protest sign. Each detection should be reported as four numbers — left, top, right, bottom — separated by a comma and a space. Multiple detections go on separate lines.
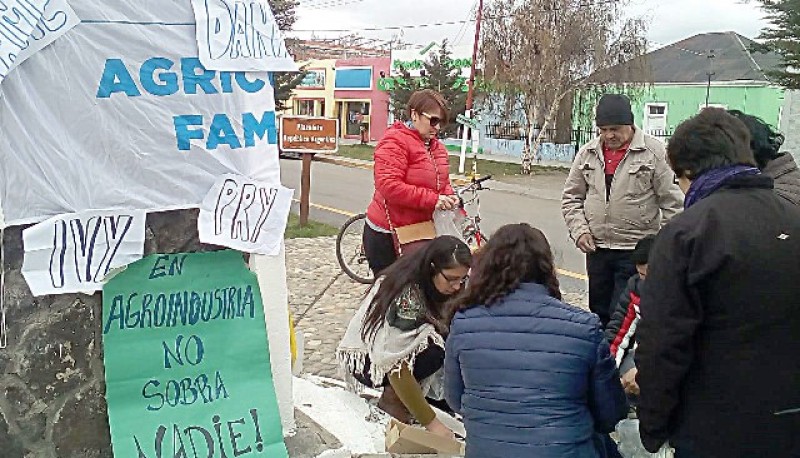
102, 250, 288, 458
0, 0, 80, 83
0, 2, 288, 227
0, 0, 49, 83
191, 0, 297, 72
198, 174, 293, 255
21, 209, 146, 296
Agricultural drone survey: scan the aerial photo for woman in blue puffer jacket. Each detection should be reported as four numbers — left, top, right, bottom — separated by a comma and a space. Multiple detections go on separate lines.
445, 223, 628, 458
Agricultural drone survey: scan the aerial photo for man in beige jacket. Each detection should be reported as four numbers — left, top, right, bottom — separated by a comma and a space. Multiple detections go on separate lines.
562, 94, 683, 326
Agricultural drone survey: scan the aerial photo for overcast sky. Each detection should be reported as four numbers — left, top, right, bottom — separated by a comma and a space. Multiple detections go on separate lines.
291, 0, 770, 52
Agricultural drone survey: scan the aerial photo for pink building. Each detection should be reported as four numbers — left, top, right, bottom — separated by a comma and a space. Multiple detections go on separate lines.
333, 57, 391, 141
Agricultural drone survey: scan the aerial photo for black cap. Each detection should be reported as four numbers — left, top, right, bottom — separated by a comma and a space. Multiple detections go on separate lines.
596, 94, 634, 127
631, 235, 656, 265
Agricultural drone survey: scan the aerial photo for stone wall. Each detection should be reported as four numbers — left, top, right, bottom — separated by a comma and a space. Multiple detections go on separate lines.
0, 210, 214, 458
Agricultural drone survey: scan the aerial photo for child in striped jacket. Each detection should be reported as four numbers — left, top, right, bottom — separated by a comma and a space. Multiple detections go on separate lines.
604, 235, 655, 403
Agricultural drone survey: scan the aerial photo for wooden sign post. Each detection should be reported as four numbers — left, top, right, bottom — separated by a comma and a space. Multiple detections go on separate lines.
300, 152, 313, 226
279, 116, 339, 226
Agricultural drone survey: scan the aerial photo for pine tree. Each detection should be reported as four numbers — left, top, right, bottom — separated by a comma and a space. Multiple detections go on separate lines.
385, 40, 469, 137
423, 41, 468, 137
756, 0, 800, 89
268, 0, 299, 31
272, 72, 307, 111
386, 65, 421, 122
268, 0, 305, 111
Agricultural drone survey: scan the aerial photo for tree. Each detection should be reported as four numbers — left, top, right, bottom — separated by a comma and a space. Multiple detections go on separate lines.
386, 65, 420, 122
272, 71, 307, 111
424, 41, 469, 137
754, 0, 800, 89
269, 0, 299, 31
385, 41, 469, 137
268, 0, 305, 111
481, 0, 650, 173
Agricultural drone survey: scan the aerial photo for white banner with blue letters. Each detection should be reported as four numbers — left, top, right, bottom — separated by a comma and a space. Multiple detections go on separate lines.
0, 1, 286, 227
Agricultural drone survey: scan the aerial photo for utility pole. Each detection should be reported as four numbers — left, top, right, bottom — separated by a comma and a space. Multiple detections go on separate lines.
705, 50, 716, 107
466, 0, 483, 113
459, 0, 484, 175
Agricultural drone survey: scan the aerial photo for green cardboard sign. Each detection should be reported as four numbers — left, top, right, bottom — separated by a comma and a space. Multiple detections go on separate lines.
102, 250, 288, 458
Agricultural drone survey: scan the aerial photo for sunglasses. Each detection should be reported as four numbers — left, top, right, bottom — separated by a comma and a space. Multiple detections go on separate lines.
421, 112, 442, 128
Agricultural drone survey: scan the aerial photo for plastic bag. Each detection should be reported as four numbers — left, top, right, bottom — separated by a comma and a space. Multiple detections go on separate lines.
433, 210, 466, 242
616, 419, 674, 458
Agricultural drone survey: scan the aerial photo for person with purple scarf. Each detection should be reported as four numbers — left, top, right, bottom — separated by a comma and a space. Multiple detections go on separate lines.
635, 108, 800, 458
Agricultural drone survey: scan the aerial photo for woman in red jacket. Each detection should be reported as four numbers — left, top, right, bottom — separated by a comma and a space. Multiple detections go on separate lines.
363, 89, 459, 275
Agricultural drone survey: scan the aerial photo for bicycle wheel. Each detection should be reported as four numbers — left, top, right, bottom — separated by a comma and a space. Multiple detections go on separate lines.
336, 213, 375, 284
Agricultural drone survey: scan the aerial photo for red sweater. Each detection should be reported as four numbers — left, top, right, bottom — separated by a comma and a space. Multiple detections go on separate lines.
366, 122, 454, 229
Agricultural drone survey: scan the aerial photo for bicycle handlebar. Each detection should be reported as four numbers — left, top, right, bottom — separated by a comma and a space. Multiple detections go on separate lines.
455, 175, 492, 200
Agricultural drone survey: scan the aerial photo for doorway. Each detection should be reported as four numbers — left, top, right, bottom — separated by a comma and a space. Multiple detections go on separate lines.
337, 101, 371, 137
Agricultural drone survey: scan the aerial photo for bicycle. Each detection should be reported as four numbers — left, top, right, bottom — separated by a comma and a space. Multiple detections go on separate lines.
336, 175, 492, 284
457, 174, 491, 249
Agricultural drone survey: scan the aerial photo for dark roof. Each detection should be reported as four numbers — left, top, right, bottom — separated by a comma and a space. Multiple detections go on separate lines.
602, 32, 784, 84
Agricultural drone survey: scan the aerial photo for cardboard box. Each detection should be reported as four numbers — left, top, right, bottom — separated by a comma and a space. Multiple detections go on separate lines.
385, 419, 465, 455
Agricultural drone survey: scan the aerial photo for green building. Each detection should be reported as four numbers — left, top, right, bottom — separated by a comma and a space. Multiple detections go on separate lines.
576, 32, 786, 138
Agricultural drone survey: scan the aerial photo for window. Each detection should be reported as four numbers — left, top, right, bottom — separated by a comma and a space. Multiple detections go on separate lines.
298, 69, 326, 89
644, 103, 668, 134
335, 67, 373, 90
295, 99, 315, 116
699, 103, 728, 112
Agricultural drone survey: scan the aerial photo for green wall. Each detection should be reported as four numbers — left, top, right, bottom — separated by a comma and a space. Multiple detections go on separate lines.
633, 85, 785, 131
576, 84, 785, 132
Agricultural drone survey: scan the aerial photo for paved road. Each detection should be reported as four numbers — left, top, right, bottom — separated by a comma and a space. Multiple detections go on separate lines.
280, 158, 588, 292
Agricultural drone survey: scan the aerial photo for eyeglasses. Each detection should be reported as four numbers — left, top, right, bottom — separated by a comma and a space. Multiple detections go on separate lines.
439, 271, 469, 286
421, 112, 442, 128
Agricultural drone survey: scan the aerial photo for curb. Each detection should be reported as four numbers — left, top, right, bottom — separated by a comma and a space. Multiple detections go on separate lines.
314, 154, 373, 171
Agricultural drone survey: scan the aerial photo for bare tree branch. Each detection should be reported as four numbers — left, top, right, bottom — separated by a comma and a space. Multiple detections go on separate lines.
481, 0, 651, 173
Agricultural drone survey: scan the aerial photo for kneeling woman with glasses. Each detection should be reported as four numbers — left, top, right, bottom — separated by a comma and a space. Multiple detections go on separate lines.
338, 236, 471, 439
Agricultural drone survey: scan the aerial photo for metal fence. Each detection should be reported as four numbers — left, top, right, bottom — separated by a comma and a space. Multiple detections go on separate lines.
484, 122, 672, 159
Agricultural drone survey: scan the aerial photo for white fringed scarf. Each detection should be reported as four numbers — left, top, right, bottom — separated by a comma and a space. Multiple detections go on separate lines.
336, 279, 446, 399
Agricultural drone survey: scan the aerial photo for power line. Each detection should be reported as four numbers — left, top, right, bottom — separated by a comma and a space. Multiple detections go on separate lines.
291, 18, 473, 33
298, 0, 366, 9
452, 1, 478, 46
290, 0, 621, 33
